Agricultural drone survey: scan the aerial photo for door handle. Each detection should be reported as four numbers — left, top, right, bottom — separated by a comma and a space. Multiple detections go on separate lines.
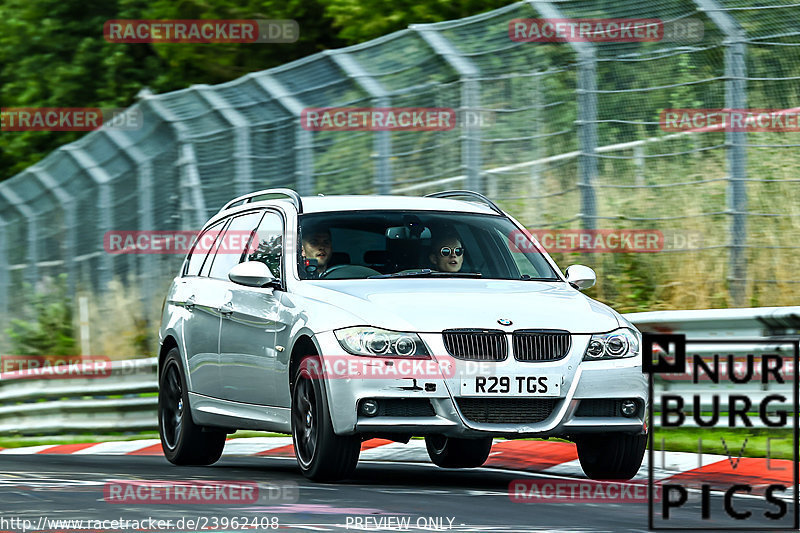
184, 295, 196, 311
220, 302, 234, 317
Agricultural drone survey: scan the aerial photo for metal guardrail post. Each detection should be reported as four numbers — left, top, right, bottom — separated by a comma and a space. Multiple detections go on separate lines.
63, 147, 115, 290
250, 74, 315, 196
532, 1, 598, 231
28, 167, 77, 298
694, 0, 748, 306
142, 97, 208, 230
327, 51, 393, 195
194, 86, 253, 197
0, 184, 38, 286
104, 128, 156, 313
412, 25, 482, 194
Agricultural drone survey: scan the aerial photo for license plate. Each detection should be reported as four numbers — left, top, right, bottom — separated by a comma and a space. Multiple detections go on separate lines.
460, 375, 560, 397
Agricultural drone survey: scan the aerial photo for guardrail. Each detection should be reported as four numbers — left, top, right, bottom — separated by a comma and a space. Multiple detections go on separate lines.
0, 359, 158, 435
0, 307, 797, 435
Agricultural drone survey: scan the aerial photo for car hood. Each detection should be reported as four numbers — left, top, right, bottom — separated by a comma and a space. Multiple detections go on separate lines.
297, 279, 622, 334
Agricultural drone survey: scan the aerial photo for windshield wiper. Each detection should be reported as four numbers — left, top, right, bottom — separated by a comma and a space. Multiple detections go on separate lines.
519, 274, 559, 281
369, 269, 482, 279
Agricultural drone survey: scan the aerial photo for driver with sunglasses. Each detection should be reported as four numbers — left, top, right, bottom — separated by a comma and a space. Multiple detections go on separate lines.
428, 232, 465, 273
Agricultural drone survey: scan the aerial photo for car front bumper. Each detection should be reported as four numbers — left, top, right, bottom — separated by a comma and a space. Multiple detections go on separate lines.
315, 331, 648, 438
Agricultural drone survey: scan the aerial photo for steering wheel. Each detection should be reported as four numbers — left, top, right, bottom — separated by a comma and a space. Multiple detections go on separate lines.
318, 264, 382, 279
318, 264, 351, 278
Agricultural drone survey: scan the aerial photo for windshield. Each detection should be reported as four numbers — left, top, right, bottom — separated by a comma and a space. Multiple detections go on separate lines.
296, 211, 560, 281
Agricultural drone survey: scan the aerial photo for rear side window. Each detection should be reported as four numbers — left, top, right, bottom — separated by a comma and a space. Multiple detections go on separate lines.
184, 220, 226, 277
207, 211, 265, 280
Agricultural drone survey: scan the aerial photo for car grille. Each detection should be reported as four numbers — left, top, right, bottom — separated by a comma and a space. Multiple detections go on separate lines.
455, 398, 557, 424
442, 329, 508, 361
513, 330, 571, 362
377, 399, 436, 417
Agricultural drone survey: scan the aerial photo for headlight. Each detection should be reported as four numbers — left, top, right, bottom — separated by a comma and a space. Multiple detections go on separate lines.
583, 328, 639, 360
335, 327, 430, 358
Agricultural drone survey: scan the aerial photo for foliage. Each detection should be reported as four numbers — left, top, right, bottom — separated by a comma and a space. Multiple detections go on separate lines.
5, 275, 78, 356
0, 0, 347, 178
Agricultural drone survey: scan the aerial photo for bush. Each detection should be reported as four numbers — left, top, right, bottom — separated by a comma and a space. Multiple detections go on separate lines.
5, 274, 78, 356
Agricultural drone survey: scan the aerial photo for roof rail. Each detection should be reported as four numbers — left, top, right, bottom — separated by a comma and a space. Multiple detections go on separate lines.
219, 188, 303, 214
424, 190, 504, 215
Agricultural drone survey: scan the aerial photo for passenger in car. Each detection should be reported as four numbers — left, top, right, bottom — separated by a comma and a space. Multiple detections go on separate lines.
428, 231, 464, 273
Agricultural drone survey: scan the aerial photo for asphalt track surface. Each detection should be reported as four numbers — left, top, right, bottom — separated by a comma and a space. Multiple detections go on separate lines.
0, 454, 794, 532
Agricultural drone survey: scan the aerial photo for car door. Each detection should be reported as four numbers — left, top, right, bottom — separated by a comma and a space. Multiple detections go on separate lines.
219, 210, 287, 406
179, 218, 229, 398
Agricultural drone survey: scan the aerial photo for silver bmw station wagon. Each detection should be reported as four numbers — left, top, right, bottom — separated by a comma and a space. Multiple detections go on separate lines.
157, 189, 647, 481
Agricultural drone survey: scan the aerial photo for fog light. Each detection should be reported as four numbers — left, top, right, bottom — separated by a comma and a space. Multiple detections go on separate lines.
620, 399, 637, 417
360, 399, 379, 417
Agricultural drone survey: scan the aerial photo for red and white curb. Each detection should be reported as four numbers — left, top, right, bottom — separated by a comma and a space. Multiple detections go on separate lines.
1, 438, 793, 498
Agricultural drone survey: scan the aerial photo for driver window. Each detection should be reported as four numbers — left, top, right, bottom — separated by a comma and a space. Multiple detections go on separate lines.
247, 212, 283, 280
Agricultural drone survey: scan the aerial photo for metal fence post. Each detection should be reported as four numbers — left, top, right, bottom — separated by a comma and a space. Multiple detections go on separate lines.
0, 214, 8, 338
250, 74, 315, 195
694, 0, 748, 306
0, 184, 38, 286
142, 97, 208, 229
105, 129, 156, 313
575, 47, 598, 231
195, 86, 253, 197
413, 26, 482, 193
29, 167, 77, 298
328, 50, 393, 194
63, 147, 115, 290
529, 81, 544, 224
726, 40, 748, 306
531, 1, 598, 230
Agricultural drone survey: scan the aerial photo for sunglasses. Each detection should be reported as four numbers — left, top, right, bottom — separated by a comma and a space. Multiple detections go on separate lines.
440, 246, 465, 257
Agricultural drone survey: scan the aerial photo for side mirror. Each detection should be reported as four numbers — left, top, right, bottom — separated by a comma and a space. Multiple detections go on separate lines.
228, 261, 277, 288
565, 264, 596, 290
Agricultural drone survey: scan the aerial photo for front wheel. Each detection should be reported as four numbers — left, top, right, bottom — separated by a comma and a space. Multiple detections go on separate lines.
158, 348, 226, 465
576, 433, 647, 480
292, 357, 361, 481
425, 435, 493, 468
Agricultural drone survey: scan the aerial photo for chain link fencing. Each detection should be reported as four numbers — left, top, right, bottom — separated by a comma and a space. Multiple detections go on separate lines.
1, 0, 799, 354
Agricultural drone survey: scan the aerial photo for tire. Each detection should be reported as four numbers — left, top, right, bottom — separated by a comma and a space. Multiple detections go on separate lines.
158, 348, 226, 466
292, 356, 360, 482
425, 435, 493, 468
576, 433, 647, 480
